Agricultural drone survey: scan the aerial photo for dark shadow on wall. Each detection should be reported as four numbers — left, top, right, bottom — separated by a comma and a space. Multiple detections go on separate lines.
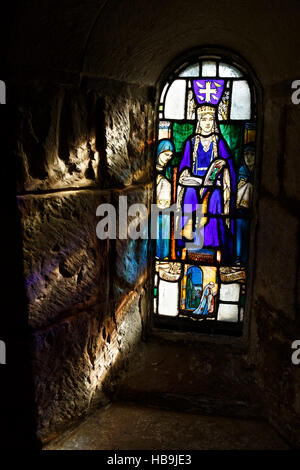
0, 90, 41, 449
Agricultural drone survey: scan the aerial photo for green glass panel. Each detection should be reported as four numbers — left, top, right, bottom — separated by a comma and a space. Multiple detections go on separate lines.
219, 123, 244, 167
172, 122, 194, 153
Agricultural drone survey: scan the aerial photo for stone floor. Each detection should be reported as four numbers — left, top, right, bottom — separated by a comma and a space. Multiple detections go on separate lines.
44, 402, 289, 450
113, 336, 264, 419
43, 336, 292, 451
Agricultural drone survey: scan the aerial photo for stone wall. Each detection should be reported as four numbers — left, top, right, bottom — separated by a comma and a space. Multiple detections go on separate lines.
9, 73, 300, 449
4, 0, 300, 449
12, 73, 155, 442
249, 82, 300, 448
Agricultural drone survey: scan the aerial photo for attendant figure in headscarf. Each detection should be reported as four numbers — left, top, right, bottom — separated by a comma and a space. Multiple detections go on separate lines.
235, 143, 255, 265
156, 139, 174, 259
178, 105, 236, 263
193, 282, 216, 315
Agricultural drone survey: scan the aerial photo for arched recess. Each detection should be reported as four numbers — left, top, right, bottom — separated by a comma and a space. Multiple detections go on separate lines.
152, 47, 262, 337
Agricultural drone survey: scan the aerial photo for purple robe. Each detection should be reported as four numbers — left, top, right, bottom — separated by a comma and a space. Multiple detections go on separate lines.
178, 135, 236, 260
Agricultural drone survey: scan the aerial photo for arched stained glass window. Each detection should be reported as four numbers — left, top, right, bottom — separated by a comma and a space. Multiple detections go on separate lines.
153, 55, 257, 335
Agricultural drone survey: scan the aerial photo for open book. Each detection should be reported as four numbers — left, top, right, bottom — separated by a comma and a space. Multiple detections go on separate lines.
180, 159, 227, 188
203, 158, 227, 186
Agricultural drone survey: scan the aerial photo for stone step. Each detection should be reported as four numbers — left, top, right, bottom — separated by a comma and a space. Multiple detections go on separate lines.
112, 337, 264, 420
44, 402, 289, 450
116, 389, 263, 420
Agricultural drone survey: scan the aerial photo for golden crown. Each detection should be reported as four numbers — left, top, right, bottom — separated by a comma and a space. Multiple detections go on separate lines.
197, 105, 216, 116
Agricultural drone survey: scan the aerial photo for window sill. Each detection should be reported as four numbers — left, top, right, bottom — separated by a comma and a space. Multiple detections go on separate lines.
149, 316, 248, 351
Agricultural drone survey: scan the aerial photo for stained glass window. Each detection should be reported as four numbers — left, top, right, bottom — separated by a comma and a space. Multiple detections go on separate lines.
153, 57, 257, 333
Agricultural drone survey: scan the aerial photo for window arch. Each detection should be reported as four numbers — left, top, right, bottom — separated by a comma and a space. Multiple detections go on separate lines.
153, 52, 258, 335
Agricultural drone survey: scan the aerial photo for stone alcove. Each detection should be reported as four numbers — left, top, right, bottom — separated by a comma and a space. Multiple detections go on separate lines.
1, 0, 299, 449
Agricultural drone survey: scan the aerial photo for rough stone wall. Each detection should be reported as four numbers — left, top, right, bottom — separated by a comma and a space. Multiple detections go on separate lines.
4, 0, 300, 449
12, 73, 155, 442
249, 82, 300, 448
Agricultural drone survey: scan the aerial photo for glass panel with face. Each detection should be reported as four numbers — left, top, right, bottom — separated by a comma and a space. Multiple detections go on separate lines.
198, 112, 214, 134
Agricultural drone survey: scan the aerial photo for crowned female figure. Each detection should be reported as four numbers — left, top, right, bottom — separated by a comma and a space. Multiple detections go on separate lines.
177, 80, 236, 262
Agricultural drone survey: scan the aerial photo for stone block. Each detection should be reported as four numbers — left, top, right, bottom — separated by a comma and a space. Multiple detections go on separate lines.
18, 189, 110, 329
104, 89, 154, 187
254, 197, 298, 317
33, 309, 103, 440
33, 292, 142, 441
110, 186, 151, 307
297, 269, 300, 314
260, 97, 282, 196
15, 86, 101, 192
284, 105, 300, 201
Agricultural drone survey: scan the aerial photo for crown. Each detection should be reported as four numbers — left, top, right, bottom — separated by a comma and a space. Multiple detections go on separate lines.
197, 105, 216, 116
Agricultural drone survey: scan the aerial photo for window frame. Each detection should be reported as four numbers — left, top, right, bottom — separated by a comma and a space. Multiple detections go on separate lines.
149, 47, 263, 344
